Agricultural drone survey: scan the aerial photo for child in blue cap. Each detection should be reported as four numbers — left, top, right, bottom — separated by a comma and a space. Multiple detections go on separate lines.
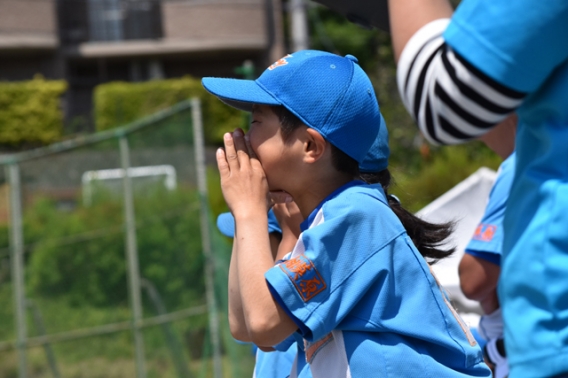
203, 50, 490, 377
216, 118, 392, 378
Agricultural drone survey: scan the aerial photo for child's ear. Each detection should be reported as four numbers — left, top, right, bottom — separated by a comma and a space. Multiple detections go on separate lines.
303, 128, 327, 163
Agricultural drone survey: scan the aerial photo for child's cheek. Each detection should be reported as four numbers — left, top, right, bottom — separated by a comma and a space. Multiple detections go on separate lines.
248, 135, 264, 162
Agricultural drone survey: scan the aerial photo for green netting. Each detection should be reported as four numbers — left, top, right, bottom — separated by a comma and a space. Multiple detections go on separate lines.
0, 100, 254, 378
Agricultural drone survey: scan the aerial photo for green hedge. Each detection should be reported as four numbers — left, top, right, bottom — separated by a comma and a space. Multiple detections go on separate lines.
0, 76, 67, 146
94, 77, 243, 145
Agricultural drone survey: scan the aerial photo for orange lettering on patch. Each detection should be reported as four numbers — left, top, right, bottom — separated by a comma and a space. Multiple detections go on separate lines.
299, 277, 323, 298
283, 258, 311, 280
473, 223, 497, 242
279, 254, 326, 302
474, 225, 483, 239
482, 226, 495, 241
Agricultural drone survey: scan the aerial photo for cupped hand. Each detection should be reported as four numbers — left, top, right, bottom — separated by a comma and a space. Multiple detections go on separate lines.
216, 129, 271, 218
271, 192, 303, 240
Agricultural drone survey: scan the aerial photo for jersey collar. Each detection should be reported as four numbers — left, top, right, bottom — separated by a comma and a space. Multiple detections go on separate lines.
300, 180, 366, 232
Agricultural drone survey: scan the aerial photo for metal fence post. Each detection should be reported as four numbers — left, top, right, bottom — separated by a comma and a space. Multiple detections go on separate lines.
7, 163, 27, 378
27, 300, 61, 378
119, 135, 147, 378
140, 279, 191, 378
191, 98, 222, 378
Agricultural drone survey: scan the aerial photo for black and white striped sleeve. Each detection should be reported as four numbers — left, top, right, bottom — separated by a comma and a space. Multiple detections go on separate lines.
396, 19, 527, 145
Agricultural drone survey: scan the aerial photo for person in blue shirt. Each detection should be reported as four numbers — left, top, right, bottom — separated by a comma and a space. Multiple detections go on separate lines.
458, 114, 517, 378
387, 1, 568, 376
217, 113, 393, 378
202, 50, 490, 377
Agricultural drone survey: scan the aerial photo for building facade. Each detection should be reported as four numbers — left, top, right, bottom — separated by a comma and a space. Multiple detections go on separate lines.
0, 0, 284, 130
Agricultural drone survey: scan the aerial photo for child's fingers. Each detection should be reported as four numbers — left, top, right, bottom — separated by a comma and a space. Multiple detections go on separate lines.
223, 132, 240, 171
216, 148, 230, 178
232, 129, 250, 168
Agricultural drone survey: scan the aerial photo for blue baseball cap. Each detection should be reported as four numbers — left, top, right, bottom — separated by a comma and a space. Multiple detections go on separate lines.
359, 113, 390, 173
216, 210, 282, 238
202, 50, 381, 164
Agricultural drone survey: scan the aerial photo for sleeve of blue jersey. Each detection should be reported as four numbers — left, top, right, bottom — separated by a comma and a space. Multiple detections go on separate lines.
464, 250, 501, 266
464, 203, 505, 257
272, 334, 296, 352
265, 190, 406, 342
443, 0, 568, 93
465, 154, 515, 261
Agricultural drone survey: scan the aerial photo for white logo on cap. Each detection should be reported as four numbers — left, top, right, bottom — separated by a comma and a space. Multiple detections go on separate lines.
268, 54, 293, 70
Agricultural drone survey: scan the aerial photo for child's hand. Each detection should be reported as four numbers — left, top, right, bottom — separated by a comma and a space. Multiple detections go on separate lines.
271, 194, 303, 240
217, 129, 271, 217
271, 195, 303, 259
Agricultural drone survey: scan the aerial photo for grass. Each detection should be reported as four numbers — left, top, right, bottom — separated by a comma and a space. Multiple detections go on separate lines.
0, 349, 255, 378
0, 285, 255, 378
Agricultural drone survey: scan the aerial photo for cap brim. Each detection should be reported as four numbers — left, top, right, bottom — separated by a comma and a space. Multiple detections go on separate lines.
202, 78, 281, 112
216, 210, 282, 238
216, 212, 235, 238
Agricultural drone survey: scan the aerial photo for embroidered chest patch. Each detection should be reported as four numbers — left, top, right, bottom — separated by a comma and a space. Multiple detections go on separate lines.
473, 223, 497, 242
280, 254, 326, 302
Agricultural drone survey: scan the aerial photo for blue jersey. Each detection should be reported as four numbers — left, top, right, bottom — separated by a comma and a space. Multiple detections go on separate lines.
465, 153, 516, 267
265, 181, 490, 378
267, 333, 312, 378
445, 3, 568, 377
254, 342, 297, 378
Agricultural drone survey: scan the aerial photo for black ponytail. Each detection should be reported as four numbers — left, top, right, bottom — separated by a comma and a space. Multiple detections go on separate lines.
361, 170, 455, 263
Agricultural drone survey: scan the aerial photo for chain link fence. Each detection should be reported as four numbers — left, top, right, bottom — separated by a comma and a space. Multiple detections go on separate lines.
0, 99, 253, 378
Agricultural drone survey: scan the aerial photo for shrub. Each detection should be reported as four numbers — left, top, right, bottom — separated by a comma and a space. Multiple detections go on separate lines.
94, 77, 242, 145
390, 143, 502, 213
26, 187, 206, 310
0, 76, 67, 147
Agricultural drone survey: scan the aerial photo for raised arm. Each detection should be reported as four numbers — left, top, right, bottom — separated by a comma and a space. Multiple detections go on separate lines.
227, 231, 250, 341
459, 254, 500, 314
387, 0, 453, 62
387, 0, 526, 145
218, 130, 297, 347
